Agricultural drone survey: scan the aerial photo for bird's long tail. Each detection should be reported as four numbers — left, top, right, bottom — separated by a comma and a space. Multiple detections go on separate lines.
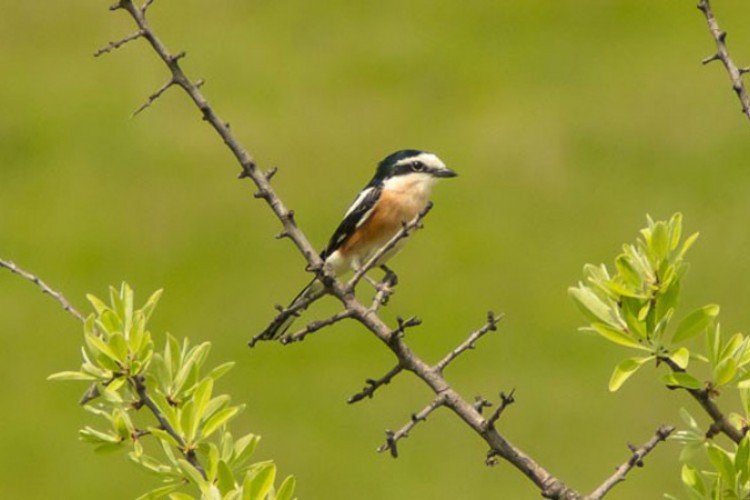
260, 278, 323, 340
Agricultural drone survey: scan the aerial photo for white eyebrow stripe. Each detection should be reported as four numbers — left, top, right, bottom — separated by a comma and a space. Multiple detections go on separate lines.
394, 152, 445, 170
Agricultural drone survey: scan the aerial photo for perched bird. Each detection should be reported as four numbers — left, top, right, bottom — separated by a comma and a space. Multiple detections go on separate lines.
261, 149, 457, 340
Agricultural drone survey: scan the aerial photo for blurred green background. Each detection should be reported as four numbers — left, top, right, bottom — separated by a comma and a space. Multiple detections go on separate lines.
2, 1, 750, 498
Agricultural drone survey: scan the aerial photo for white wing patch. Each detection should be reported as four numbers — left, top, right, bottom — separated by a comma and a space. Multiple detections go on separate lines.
344, 187, 374, 217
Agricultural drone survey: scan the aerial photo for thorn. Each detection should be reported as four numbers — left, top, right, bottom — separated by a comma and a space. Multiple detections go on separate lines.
170, 51, 186, 62
740, 67, 750, 75
109, 1, 124, 11
702, 53, 721, 65
274, 304, 284, 312
265, 167, 278, 181
195, 79, 206, 88
238, 168, 251, 179
254, 189, 270, 199
275, 230, 290, 240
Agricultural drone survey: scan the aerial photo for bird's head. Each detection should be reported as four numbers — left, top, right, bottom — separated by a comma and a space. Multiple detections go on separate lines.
369, 149, 457, 191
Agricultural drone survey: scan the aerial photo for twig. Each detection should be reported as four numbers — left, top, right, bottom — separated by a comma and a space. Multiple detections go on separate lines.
584, 425, 674, 500
368, 268, 398, 312
0, 258, 85, 323
347, 363, 404, 404
279, 310, 354, 345
435, 312, 502, 373
131, 375, 206, 479
696, 0, 750, 122
94, 30, 143, 57
347, 202, 433, 291
377, 394, 446, 458
484, 390, 516, 431
132, 78, 176, 117
660, 356, 743, 443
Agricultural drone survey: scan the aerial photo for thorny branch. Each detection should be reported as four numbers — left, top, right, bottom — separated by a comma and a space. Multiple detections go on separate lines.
696, 0, 750, 122
73, 0, 680, 497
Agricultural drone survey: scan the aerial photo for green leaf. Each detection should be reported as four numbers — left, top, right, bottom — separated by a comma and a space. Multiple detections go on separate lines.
668, 213, 683, 251
737, 436, 750, 483
672, 305, 720, 344
47, 371, 97, 381
276, 476, 296, 500
671, 347, 690, 370
177, 458, 206, 487
681, 464, 706, 496
134, 482, 182, 500
87, 294, 110, 315
586, 323, 648, 350
193, 377, 214, 424
233, 434, 260, 467
569, 285, 619, 327
148, 427, 182, 449
209, 362, 235, 382
707, 445, 735, 485
714, 357, 737, 387
678, 232, 700, 260
662, 372, 703, 390
609, 356, 653, 392
202, 406, 242, 440
217, 460, 236, 495
244, 463, 276, 500
650, 221, 669, 261
180, 400, 197, 443
141, 288, 163, 323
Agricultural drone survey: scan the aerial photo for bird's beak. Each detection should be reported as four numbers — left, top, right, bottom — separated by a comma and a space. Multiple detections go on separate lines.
433, 167, 458, 178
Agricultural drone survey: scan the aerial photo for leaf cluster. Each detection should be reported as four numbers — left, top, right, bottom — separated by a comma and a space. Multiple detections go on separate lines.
571, 214, 750, 498
50, 284, 295, 500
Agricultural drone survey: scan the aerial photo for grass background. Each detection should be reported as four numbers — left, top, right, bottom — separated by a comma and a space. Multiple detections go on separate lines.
2, 1, 750, 498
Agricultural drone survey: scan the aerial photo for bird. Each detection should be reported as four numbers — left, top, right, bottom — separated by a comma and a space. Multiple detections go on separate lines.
260, 149, 457, 340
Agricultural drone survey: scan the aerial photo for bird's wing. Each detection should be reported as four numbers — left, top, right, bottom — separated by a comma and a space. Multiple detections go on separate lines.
321, 186, 382, 259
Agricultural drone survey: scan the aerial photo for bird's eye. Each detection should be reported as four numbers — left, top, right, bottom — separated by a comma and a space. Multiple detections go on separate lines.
411, 161, 425, 171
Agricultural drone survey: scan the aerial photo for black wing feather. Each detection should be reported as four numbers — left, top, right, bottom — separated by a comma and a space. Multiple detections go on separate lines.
321, 187, 382, 259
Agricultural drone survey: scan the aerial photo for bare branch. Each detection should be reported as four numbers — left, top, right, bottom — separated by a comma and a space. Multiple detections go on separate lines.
436, 311, 502, 373
347, 363, 404, 404
279, 310, 354, 345
132, 78, 176, 116
377, 394, 446, 458
94, 30, 143, 57
484, 390, 516, 431
584, 425, 674, 500
0, 258, 86, 323
347, 202, 433, 290
696, 0, 750, 122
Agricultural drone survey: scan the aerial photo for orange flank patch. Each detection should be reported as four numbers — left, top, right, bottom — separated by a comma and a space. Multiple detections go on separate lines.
339, 189, 426, 258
